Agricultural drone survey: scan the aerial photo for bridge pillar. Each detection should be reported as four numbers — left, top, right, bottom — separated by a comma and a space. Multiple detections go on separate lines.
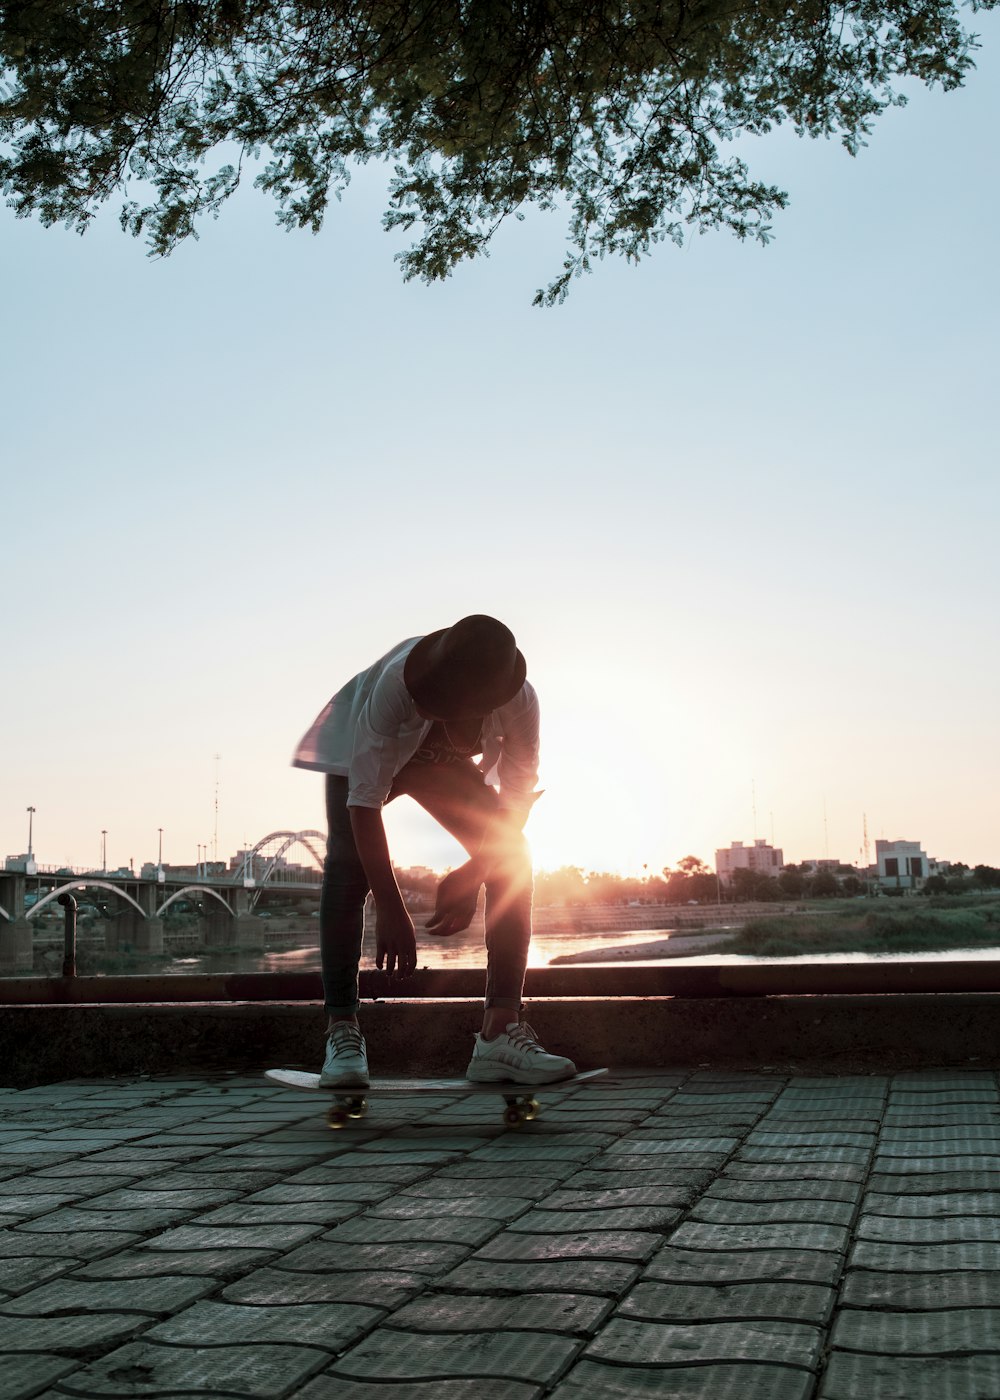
236, 914, 266, 950
232, 888, 254, 917
127, 883, 164, 953
115, 911, 164, 955
0, 873, 27, 921
202, 901, 236, 949
0, 917, 33, 973
132, 883, 158, 917
136, 916, 164, 954
228, 886, 265, 949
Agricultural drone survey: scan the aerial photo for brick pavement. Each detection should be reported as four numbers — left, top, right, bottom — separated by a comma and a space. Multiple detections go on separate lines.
1, 1066, 999, 1397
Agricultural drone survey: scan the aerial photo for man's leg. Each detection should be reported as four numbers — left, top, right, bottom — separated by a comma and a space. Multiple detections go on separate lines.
318, 775, 370, 1086
390, 761, 528, 1028
391, 761, 575, 1082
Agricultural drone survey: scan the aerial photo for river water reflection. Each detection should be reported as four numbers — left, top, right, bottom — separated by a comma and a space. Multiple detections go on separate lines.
81, 923, 1000, 977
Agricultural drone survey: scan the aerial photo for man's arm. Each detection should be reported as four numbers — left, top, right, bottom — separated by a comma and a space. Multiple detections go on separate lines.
428, 686, 541, 937
495, 682, 540, 816
348, 807, 417, 976
425, 806, 533, 936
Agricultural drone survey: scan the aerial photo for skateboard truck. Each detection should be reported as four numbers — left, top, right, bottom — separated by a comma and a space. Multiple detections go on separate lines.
327, 1096, 369, 1129
326, 1088, 542, 1129
501, 1094, 540, 1128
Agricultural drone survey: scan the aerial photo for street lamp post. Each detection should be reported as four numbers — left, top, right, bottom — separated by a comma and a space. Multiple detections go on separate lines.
101, 829, 107, 874
157, 828, 164, 881
26, 807, 35, 859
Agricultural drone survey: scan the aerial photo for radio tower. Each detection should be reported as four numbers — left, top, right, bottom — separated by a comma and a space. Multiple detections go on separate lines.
862, 812, 870, 870
213, 754, 221, 865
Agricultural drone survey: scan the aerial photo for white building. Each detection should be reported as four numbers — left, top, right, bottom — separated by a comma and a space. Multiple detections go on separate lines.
4, 854, 37, 874
875, 839, 928, 893
716, 839, 784, 884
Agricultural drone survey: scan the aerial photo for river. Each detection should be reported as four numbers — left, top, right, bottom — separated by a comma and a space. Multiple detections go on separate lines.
64, 923, 1000, 977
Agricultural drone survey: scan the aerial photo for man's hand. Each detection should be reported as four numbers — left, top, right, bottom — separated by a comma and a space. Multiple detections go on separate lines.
425, 860, 483, 937
349, 807, 416, 976
375, 902, 417, 977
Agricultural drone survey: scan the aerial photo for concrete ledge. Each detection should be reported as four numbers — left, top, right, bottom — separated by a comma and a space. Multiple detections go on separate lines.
8, 960, 1000, 1002
2, 994, 1000, 1087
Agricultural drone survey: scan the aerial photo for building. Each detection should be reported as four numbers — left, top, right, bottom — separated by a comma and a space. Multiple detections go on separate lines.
715, 839, 784, 884
875, 839, 929, 893
4, 854, 37, 875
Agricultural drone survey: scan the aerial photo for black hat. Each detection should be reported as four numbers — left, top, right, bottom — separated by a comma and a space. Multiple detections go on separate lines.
403, 616, 527, 719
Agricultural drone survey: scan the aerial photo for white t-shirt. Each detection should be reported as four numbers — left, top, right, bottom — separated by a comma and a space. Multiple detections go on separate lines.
292, 636, 540, 812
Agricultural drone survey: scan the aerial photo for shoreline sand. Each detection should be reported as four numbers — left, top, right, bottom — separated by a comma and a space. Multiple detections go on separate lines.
548, 930, 739, 963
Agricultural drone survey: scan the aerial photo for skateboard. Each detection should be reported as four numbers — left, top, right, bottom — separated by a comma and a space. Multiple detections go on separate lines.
264, 1068, 608, 1129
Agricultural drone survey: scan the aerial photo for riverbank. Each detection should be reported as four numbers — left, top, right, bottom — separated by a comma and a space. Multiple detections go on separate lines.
549, 929, 739, 963
725, 897, 1000, 957
533, 900, 798, 935
547, 897, 1000, 963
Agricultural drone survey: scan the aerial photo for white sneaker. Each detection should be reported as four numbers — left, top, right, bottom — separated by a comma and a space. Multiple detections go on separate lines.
466, 1021, 576, 1085
319, 1023, 369, 1089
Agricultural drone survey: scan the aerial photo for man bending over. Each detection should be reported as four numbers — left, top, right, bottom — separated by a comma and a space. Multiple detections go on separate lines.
293, 615, 576, 1090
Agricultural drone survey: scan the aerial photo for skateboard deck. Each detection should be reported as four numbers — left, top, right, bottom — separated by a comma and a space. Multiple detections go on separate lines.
264, 1067, 608, 1129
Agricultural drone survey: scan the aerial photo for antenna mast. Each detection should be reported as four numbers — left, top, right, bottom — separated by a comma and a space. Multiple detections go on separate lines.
213, 754, 221, 866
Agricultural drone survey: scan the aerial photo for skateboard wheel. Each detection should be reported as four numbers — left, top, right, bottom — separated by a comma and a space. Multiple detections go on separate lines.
522, 1097, 540, 1121
346, 1097, 368, 1119
503, 1105, 525, 1128
326, 1106, 350, 1130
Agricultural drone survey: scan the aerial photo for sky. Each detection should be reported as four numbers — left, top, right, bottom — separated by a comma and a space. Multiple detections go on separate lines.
2, 15, 998, 880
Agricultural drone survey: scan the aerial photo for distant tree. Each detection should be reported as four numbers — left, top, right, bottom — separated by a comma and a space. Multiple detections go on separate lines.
663, 856, 719, 903
535, 865, 587, 906
808, 869, 840, 898
585, 871, 629, 905
778, 867, 806, 898
664, 870, 692, 904
688, 872, 721, 904
394, 865, 438, 895
973, 865, 1000, 889
730, 868, 756, 901
922, 874, 949, 896
2, 1, 991, 301
841, 875, 863, 897
731, 867, 781, 902
730, 868, 755, 901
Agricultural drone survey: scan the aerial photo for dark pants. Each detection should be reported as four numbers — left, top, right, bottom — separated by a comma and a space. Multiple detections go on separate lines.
320, 760, 533, 1016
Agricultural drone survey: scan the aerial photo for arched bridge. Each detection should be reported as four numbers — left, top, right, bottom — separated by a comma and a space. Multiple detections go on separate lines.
241, 830, 325, 885
28, 881, 148, 921
0, 829, 326, 922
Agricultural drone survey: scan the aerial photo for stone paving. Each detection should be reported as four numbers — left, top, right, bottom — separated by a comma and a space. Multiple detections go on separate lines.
1, 1066, 1000, 1397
